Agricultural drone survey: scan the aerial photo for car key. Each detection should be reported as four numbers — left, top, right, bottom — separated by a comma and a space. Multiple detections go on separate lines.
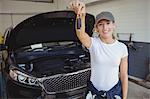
77, 18, 81, 29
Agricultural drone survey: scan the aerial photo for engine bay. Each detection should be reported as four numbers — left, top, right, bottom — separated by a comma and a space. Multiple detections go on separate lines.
12, 42, 90, 78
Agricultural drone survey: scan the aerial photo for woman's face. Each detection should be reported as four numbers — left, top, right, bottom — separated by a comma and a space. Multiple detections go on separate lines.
96, 19, 115, 39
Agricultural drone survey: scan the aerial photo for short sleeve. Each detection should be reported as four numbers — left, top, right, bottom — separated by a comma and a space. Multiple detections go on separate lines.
122, 44, 128, 58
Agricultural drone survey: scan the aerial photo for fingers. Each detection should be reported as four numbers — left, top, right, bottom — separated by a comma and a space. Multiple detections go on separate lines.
78, 2, 85, 17
75, 0, 78, 8
69, 1, 75, 12
69, 0, 86, 17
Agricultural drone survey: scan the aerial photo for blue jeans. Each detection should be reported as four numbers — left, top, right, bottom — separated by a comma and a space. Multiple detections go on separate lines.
86, 80, 122, 99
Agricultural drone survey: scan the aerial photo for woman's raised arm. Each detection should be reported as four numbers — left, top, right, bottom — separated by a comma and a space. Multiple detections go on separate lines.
69, 0, 91, 48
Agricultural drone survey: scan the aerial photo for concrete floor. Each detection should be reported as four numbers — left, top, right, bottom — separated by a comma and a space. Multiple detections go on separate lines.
128, 81, 150, 99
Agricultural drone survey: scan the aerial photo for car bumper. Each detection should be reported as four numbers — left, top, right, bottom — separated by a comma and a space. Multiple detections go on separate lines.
7, 79, 42, 98
6, 78, 87, 99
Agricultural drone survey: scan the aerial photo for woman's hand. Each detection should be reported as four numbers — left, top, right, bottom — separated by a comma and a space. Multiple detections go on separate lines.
69, 0, 86, 17
69, 0, 91, 48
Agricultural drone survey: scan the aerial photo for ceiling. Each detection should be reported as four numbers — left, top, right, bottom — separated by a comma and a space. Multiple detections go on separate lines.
14, 0, 54, 3
13, 0, 114, 4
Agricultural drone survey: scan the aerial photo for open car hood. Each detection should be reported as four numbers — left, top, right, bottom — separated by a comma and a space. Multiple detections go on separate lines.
5, 11, 95, 50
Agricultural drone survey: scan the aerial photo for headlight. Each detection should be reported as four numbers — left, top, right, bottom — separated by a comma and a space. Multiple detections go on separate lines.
9, 70, 18, 81
9, 69, 39, 86
18, 75, 26, 82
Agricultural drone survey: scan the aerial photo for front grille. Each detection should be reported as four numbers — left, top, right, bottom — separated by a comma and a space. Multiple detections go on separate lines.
38, 68, 91, 94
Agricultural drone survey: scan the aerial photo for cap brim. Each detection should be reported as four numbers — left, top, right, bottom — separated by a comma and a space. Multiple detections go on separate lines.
95, 17, 112, 25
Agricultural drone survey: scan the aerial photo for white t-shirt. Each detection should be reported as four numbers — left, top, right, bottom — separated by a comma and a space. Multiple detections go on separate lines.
88, 37, 128, 91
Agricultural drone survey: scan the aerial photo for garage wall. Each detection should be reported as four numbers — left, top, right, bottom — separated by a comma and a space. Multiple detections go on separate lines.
57, 0, 71, 10
0, 0, 58, 34
86, 0, 149, 42
58, 0, 149, 43
148, 0, 150, 40
0, 1, 2, 34
0, 0, 149, 42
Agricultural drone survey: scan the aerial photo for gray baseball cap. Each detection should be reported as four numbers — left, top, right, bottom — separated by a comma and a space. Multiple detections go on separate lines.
95, 11, 115, 25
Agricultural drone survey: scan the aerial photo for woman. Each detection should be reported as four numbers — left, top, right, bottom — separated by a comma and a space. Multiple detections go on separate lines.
69, 0, 128, 99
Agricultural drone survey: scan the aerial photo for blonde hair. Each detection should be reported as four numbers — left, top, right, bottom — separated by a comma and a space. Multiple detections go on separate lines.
112, 31, 118, 40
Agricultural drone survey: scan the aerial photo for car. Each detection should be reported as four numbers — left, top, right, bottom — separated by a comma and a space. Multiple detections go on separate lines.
1, 10, 95, 99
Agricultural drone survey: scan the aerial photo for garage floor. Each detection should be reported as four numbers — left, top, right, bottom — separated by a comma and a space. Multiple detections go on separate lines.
1, 73, 150, 99
128, 81, 150, 99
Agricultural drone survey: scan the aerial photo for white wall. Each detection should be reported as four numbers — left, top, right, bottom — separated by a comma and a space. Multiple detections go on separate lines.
58, 0, 149, 42
0, 0, 58, 34
0, 0, 149, 42
148, 0, 150, 41
0, 1, 2, 34
86, 0, 149, 42
57, 0, 71, 10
